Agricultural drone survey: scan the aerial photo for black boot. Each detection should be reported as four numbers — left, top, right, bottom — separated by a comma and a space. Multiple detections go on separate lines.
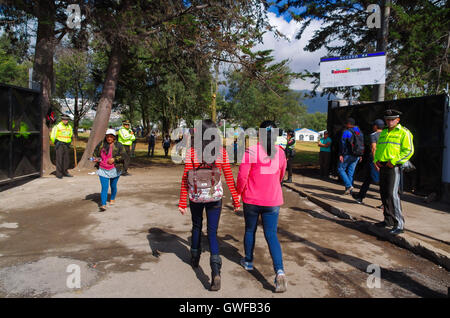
210, 255, 222, 291
190, 249, 200, 268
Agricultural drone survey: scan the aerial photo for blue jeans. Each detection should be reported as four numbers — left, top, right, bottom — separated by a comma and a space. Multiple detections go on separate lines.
358, 161, 380, 199
99, 176, 120, 206
189, 199, 222, 256
243, 203, 284, 274
337, 155, 359, 188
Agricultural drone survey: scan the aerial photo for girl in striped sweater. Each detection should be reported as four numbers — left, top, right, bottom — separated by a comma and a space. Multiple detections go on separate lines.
178, 120, 240, 291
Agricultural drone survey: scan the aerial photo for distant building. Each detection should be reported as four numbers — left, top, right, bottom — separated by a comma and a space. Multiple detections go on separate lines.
295, 128, 320, 142
56, 98, 121, 121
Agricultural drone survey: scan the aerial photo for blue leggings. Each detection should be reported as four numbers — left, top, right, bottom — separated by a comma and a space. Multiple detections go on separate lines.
243, 203, 284, 274
99, 176, 120, 206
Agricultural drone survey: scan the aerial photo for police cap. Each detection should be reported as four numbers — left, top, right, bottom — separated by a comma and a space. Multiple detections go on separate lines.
384, 109, 402, 119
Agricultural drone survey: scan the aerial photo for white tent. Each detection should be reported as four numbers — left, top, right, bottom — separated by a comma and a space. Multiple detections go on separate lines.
295, 128, 320, 142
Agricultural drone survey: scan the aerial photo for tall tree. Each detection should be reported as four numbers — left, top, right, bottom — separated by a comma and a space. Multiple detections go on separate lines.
77, 0, 272, 168
273, 0, 449, 100
1, 0, 88, 173
54, 47, 97, 138
223, 51, 307, 129
0, 33, 31, 86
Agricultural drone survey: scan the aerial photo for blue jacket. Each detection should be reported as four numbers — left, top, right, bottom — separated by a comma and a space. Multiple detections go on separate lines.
340, 126, 362, 156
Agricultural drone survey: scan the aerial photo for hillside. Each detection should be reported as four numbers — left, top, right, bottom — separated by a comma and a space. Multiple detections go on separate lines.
295, 90, 336, 114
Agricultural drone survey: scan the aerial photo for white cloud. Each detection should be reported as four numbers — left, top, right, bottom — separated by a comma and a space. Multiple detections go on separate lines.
256, 12, 328, 91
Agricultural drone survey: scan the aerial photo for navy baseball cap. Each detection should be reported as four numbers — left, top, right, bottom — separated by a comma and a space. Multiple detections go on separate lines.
346, 117, 356, 125
373, 119, 385, 129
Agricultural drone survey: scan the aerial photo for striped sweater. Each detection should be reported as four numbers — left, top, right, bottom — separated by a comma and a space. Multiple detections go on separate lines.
178, 147, 240, 209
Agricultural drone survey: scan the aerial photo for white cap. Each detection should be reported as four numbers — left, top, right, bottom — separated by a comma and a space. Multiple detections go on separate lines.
105, 129, 116, 136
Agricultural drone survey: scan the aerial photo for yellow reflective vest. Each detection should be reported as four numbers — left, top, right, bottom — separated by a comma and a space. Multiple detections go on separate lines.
118, 127, 136, 146
275, 136, 287, 150
13, 121, 31, 139
374, 124, 414, 166
51, 122, 73, 144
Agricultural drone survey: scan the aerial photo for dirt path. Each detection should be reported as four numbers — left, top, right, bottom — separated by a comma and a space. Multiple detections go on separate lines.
0, 166, 448, 297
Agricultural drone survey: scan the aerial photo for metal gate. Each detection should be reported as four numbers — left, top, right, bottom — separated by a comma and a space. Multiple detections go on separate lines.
327, 94, 448, 197
0, 83, 42, 185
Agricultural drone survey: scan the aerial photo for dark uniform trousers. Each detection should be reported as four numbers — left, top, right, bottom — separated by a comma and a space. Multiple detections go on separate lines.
55, 141, 71, 178
379, 164, 405, 229
131, 140, 137, 157
319, 151, 331, 178
286, 157, 293, 179
148, 143, 155, 157
121, 144, 131, 172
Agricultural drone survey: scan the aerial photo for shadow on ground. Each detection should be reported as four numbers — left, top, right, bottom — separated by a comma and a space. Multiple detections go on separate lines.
146, 227, 274, 292
287, 207, 446, 298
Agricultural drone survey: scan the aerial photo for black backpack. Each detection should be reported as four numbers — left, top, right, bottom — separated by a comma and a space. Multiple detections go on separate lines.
348, 128, 364, 156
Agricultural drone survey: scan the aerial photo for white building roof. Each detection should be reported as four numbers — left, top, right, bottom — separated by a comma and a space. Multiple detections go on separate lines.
295, 128, 319, 135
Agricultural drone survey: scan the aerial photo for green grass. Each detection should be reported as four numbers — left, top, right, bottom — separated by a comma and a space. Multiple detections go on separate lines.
292, 141, 320, 166
52, 134, 320, 169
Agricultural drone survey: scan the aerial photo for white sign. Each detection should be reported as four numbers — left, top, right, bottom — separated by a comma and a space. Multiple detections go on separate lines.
320, 52, 386, 88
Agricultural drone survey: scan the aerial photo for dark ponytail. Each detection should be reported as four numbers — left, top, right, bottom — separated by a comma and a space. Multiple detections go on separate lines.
259, 120, 278, 159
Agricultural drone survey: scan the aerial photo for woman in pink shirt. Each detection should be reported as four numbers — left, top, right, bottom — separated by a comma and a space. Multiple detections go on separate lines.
92, 129, 127, 211
236, 120, 288, 293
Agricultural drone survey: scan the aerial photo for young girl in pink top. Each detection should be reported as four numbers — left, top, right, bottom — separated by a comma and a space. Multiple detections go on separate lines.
236, 120, 288, 293
92, 129, 127, 212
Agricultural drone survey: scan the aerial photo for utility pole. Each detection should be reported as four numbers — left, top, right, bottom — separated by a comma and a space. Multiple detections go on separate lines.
223, 119, 226, 138
28, 68, 33, 89
372, 0, 391, 102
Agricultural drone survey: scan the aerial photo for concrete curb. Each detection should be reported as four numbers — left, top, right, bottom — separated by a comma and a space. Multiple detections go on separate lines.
283, 183, 450, 271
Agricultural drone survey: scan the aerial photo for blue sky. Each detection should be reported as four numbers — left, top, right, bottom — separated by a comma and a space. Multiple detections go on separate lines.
257, 4, 326, 91
267, 1, 306, 22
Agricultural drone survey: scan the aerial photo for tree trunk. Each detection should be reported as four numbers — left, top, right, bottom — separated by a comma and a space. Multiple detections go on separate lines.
139, 102, 149, 135
74, 95, 79, 138
33, 0, 56, 174
77, 44, 123, 169
73, 119, 79, 140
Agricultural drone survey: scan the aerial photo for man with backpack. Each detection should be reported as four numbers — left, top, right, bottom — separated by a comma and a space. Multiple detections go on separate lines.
352, 119, 384, 204
337, 117, 364, 195
147, 131, 156, 157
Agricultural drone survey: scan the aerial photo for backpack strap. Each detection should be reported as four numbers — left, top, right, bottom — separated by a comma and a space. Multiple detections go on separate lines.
190, 149, 198, 195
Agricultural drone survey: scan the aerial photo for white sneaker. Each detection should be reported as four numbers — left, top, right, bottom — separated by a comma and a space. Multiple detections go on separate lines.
343, 186, 354, 195
240, 258, 253, 271
275, 270, 287, 293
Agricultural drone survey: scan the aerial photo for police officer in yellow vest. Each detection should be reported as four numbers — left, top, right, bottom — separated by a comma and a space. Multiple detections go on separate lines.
374, 109, 414, 235
118, 120, 135, 176
50, 114, 73, 179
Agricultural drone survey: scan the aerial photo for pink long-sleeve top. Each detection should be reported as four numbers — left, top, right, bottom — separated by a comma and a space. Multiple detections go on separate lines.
237, 143, 286, 207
